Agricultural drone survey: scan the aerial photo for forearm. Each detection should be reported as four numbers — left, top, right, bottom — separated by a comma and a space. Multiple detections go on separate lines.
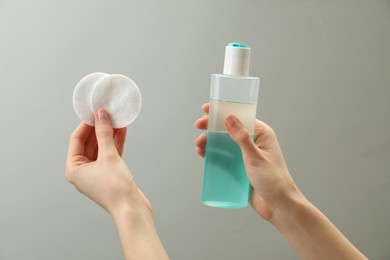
112, 204, 169, 260
270, 188, 366, 260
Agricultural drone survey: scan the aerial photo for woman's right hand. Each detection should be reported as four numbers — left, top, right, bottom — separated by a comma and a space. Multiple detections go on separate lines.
194, 103, 303, 221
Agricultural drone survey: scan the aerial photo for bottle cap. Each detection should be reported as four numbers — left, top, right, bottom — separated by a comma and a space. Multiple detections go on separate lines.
223, 43, 251, 76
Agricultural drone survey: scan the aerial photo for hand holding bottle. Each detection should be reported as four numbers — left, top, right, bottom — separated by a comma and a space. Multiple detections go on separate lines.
195, 103, 366, 259
195, 103, 301, 220
201, 43, 259, 208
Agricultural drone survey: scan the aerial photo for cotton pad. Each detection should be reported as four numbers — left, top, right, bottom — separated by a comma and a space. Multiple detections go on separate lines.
90, 74, 142, 129
73, 72, 108, 126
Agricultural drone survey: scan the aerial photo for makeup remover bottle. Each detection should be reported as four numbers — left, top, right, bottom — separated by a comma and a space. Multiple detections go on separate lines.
201, 43, 260, 208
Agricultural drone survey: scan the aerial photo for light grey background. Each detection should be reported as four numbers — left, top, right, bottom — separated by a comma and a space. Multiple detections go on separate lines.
0, 0, 389, 259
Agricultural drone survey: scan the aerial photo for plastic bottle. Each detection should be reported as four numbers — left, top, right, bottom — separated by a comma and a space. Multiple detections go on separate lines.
201, 43, 260, 208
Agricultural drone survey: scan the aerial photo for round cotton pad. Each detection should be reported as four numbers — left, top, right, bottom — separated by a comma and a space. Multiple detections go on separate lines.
91, 74, 142, 128
73, 72, 108, 126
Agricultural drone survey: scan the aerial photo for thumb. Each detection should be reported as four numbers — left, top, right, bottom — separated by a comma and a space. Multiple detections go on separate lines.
225, 115, 259, 157
95, 109, 116, 157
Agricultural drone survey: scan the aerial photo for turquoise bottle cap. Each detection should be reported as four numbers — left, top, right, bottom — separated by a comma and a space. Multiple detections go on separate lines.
227, 42, 250, 48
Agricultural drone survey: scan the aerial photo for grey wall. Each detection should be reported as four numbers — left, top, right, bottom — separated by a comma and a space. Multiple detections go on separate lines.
1, 0, 389, 259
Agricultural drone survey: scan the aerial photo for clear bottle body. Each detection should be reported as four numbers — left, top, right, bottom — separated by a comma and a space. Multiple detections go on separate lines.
201, 74, 259, 208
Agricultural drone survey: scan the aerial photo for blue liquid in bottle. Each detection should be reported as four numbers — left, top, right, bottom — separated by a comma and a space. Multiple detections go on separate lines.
202, 131, 251, 208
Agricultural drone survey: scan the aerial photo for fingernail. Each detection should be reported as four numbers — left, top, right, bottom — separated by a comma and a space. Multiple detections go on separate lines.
97, 109, 109, 121
225, 115, 238, 129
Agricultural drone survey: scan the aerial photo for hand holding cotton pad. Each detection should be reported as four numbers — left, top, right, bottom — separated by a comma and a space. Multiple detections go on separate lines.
73, 72, 142, 128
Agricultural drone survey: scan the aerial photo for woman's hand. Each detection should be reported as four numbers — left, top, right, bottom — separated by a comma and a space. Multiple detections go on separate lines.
195, 103, 366, 259
65, 109, 151, 216
65, 109, 168, 260
195, 103, 303, 221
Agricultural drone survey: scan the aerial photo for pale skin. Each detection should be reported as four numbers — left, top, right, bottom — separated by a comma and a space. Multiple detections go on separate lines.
195, 103, 366, 260
66, 106, 366, 259
65, 109, 169, 260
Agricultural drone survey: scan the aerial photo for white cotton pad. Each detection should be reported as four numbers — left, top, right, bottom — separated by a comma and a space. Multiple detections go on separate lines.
90, 74, 142, 128
73, 72, 108, 126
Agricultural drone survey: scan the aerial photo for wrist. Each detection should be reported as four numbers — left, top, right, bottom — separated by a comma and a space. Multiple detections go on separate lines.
110, 188, 154, 227
112, 203, 154, 228
268, 183, 309, 228
111, 196, 158, 248
106, 176, 148, 216
110, 193, 169, 260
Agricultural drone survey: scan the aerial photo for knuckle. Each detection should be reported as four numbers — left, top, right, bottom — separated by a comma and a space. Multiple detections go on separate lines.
69, 131, 81, 143
236, 128, 251, 143
266, 125, 277, 137
65, 164, 76, 184
97, 129, 112, 138
65, 171, 73, 183
100, 150, 120, 163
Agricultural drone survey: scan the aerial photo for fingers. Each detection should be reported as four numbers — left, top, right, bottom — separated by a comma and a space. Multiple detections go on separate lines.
194, 103, 210, 157
95, 109, 117, 159
195, 103, 210, 130
67, 122, 94, 160
114, 127, 127, 157
252, 119, 278, 150
202, 103, 209, 113
195, 115, 208, 130
194, 133, 207, 158
225, 115, 260, 158
84, 128, 98, 160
